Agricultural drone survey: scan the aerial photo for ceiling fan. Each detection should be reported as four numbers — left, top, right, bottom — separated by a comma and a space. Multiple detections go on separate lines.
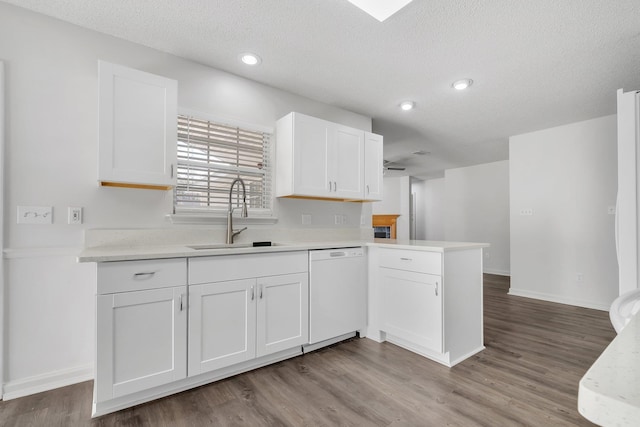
383, 150, 430, 172
383, 159, 406, 171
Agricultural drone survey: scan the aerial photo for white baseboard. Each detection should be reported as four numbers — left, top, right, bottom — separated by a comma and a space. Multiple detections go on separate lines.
508, 288, 610, 311
483, 268, 510, 276
3, 364, 93, 400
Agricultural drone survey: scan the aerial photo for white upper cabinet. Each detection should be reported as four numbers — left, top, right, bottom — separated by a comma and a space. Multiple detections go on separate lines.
363, 132, 384, 201
98, 61, 177, 189
281, 112, 331, 197
276, 112, 380, 201
331, 123, 364, 199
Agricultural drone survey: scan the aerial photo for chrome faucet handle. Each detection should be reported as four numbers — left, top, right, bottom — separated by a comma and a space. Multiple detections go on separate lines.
232, 227, 248, 240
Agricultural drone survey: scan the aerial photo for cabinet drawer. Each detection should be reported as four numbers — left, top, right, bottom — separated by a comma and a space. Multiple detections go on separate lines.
189, 251, 308, 285
378, 249, 442, 275
98, 258, 187, 294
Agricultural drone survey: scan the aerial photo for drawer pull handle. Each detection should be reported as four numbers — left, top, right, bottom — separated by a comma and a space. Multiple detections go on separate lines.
179, 293, 185, 311
133, 272, 156, 279
435, 282, 439, 296
259, 284, 263, 299
400, 257, 412, 261
251, 285, 255, 301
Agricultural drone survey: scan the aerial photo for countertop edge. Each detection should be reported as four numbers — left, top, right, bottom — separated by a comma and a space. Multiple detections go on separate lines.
78, 240, 490, 263
577, 312, 640, 426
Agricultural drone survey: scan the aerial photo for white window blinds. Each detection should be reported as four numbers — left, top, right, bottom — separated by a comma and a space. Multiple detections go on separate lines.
175, 115, 272, 214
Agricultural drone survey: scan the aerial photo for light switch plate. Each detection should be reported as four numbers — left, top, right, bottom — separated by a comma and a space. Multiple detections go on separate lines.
68, 207, 83, 224
17, 206, 53, 224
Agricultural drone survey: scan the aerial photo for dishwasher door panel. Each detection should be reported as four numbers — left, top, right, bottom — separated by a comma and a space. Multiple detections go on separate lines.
309, 250, 366, 344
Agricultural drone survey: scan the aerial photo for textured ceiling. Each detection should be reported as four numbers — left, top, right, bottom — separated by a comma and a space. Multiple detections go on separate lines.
4, 0, 640, 178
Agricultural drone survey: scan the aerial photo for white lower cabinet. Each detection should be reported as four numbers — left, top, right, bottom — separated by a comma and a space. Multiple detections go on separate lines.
187, 271, 308, 376
379, 268, 442, 353
256, 273, 309, 357
187, 252, 309, 377
188, 279, 256, 375
95, 262, 187, 403
370, 246, 484, 367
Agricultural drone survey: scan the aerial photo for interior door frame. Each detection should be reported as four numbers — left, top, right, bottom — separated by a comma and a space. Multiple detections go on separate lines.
1, 60, 5, 400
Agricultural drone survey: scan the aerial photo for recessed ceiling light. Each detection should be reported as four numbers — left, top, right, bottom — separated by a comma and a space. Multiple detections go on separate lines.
347, 0, 413, 22
452, 79, 473, 90
400, 101, 415, 111
240, 53, 261, 66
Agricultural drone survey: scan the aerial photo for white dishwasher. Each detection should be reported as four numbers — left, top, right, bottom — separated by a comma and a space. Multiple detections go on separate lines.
309, 247, 366, 344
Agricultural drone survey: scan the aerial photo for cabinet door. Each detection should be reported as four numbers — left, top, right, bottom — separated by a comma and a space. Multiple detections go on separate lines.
98, 61, 177, 188
96, 286, 187, 402
188, 279, 256, 376
292, 113, 331, 197
363, 132, 383, 201
379, 268, 442, 353
330, 123, 364, 199
256, 273, 309, 357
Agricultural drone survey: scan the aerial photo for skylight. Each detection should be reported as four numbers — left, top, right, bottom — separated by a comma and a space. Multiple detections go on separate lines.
347, 0, 413, 22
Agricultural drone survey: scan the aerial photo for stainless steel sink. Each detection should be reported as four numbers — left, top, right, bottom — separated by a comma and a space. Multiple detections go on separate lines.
187, 243, 253, 250
187, 242, 287, 250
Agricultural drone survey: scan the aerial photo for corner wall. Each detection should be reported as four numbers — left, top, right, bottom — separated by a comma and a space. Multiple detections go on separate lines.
509, 115, 618, 310
444, 161, 510, 275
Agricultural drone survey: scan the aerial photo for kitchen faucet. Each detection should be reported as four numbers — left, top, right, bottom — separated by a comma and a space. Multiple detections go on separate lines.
226, 177, 248, 244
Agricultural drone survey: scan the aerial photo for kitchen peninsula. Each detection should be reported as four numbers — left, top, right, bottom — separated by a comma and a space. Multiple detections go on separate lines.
79, 234, 488, 417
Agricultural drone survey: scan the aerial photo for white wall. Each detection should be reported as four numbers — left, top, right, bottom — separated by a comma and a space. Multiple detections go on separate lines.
372, 176, 411, 239
413, 178, 445, 241
415, 162, 509, 274
509, 115, 618, 310
444, 161, 510, 275
0, 3, 373, 397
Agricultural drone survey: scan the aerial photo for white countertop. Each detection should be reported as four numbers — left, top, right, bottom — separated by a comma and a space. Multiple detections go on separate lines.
578, 312, 640, 426
77, 239, 489, 263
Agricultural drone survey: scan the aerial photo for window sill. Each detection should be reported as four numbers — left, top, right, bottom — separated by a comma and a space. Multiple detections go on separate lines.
166, 213, 278, 225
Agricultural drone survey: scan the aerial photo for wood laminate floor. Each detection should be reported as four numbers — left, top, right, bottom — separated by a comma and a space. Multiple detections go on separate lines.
0, 274, 616, 426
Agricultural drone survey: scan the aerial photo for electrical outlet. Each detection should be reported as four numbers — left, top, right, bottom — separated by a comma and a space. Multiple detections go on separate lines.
341, 214, 348, 225
519, 208, 533, 216
334, 215, 341, 225
302, 213, 312, 225
17, 206, 53, 224
607, 206, 616, 215
68, 207, 83, 224
577, 273, 584, 282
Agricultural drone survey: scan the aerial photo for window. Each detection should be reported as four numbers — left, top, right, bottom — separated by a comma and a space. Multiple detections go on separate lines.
175, 115, 272, 216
